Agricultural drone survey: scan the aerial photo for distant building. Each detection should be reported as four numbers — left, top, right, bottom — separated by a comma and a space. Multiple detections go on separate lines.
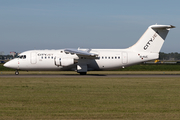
10, 51, 17, 58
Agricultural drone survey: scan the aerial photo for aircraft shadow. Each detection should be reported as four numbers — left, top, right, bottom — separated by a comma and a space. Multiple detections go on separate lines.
62, 74, 107, 76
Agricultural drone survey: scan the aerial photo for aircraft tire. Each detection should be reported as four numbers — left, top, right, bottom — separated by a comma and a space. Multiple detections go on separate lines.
15, 71, 19, 75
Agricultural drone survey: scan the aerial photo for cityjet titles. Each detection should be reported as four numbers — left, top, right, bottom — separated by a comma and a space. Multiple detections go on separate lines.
144, 33, 157, 50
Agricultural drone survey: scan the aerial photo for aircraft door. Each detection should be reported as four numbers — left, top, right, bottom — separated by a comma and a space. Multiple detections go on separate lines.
30, 52, 37, 64
122, 52, 128, 64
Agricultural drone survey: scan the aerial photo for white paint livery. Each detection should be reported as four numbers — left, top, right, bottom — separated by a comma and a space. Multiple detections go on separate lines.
4, 25, 175, 75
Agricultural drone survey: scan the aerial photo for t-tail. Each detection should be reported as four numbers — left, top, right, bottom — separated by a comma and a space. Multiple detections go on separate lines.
129, 24, 175, 53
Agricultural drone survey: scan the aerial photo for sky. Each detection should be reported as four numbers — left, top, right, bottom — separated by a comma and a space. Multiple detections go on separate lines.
0, 0, 180, 54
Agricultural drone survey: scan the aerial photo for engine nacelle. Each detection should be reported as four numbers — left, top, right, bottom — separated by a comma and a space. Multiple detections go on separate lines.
54, 57, 78, 67
61, 58, 76, 66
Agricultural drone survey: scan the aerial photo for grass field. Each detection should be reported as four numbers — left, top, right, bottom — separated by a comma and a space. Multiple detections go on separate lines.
0, 77, 180, 119
1, 63, 180, 71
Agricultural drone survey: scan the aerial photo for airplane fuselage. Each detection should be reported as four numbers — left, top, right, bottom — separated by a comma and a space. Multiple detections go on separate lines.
7, 49, 158, 71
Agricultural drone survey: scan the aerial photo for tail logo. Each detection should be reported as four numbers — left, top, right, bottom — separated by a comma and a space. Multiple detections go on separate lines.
144, 33, 158, 50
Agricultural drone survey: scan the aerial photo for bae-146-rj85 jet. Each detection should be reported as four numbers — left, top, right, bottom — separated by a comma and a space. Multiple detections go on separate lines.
4, 24, 175, 75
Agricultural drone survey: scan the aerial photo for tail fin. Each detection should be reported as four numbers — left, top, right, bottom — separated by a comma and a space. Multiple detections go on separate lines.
129, 25, 175, 53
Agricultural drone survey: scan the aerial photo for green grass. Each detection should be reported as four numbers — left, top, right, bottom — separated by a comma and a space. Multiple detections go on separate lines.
1, 63, 180, 71
0, 77, 180, 119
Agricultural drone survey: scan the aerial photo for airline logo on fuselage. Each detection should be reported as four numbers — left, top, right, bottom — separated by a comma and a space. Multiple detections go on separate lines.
144, 33, 157, 50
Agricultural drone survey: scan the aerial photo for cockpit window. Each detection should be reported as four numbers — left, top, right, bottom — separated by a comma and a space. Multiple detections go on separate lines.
17, 55, 26, 59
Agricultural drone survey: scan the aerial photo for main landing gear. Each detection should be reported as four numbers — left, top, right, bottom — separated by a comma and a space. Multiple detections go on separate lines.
15, 70, 19, 75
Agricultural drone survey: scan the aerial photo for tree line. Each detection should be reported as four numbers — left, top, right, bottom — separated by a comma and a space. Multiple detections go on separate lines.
159, 52, 180, 60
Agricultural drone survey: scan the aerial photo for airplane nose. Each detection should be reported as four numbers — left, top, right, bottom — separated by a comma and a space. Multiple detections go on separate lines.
3, 62, 10, 68
3, 59, 18, 69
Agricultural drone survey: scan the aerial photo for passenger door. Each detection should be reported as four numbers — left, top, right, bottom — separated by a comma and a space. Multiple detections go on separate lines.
122, 52, 128, 64
30, 52, 37, 64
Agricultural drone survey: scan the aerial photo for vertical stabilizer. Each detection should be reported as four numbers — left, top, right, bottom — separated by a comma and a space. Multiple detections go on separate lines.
129, 25, 175, 53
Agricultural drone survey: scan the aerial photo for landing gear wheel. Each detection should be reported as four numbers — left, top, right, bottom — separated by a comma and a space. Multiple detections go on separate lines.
79, 72, 87, 75
15, 70, 19, 75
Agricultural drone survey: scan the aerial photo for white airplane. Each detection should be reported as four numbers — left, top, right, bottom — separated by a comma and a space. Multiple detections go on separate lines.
4, 24, 175, 75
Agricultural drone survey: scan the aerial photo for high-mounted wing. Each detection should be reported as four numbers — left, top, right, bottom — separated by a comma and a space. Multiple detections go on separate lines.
64, 48, 98, 58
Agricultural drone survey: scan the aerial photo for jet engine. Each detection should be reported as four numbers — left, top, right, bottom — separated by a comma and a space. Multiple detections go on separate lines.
54, 57, 78, 67
61, 58, 76, 66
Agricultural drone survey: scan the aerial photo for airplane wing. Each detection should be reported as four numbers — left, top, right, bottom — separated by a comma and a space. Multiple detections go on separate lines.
64, 48, 98, 58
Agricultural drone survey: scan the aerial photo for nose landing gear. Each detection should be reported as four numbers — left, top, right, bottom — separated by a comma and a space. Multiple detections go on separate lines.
15, 70, 19, 75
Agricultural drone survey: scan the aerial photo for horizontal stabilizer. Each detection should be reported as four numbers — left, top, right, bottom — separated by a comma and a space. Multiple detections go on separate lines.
150, 25, 175, 29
